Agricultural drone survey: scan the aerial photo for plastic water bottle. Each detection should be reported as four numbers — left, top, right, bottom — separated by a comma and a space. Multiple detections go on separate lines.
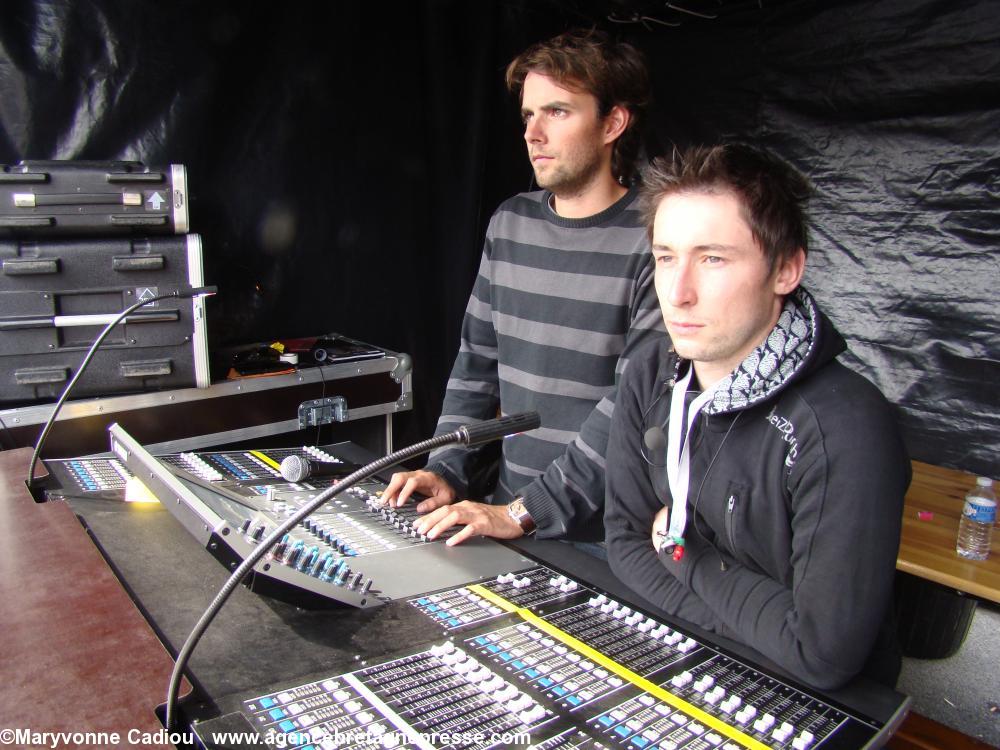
956, 477, 996, 560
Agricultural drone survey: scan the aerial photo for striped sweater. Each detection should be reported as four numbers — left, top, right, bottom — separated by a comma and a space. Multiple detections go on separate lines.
424, 187, 665, 540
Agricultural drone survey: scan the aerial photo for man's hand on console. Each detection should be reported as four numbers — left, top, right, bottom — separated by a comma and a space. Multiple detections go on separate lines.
413, 501, 524, 547
381, 469, 457, 512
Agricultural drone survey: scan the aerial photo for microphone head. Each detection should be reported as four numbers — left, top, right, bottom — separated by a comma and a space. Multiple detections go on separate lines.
458, 411, 540, 446
280, 455, 310, 483
644, 426, 666, 457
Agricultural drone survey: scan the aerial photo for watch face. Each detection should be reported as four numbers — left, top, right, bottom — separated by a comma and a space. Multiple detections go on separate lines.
508, 498, 535, 533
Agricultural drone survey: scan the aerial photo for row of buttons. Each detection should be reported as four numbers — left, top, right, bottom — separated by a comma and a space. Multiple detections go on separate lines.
413, 588, 504, 628
67, 459, 126, 491
177, 451, 224, 481
238, 520, 372, 593
595, 693, 732, 750
250, 677, 401, 750
667, 670, 816, 748
587, 595, 698, 654
473, 623, 627, 709
430, 641, 549, 726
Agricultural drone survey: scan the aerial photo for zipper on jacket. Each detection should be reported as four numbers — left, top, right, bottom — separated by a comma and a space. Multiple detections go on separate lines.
724, 494, 738, 553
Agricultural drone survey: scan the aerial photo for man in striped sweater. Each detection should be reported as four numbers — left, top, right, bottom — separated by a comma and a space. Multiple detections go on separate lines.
381, 29, 664, 546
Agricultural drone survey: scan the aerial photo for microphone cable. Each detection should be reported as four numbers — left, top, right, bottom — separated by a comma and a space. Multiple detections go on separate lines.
25, 286, 217, 490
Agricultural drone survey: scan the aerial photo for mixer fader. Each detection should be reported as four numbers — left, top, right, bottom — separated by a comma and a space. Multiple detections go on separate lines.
409, 566, 595, 631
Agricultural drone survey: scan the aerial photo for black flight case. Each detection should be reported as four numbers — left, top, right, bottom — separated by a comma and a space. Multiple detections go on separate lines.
0, 234, 210, 402
0, 160, 188, 237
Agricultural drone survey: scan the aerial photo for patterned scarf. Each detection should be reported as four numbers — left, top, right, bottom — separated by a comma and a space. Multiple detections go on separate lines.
703, 287, 819, 415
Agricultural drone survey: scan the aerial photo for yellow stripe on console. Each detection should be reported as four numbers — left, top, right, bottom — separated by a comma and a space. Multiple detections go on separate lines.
467, 584, 768, 750
249, 450, 282, 471
469, 584, 520, 613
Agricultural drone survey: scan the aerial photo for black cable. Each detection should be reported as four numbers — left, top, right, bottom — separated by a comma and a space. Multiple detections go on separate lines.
688, 412, 743, 570
639, 379, 671, 468
314, 358, 327, 447
26, 286, 216, 489
163, 411, 540, 731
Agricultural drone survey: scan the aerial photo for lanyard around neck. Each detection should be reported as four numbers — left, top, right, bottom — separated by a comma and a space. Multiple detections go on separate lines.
665, 365, 716, 544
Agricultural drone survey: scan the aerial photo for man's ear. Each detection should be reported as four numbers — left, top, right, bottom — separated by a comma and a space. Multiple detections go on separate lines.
603, 105, 630, 145
774, 247, 806, 295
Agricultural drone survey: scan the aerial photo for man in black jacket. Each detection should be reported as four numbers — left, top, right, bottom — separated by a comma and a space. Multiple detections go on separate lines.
604, 143, 910, 690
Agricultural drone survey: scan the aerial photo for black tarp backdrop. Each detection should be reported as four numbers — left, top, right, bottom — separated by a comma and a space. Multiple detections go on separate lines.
0, 0, 996, 478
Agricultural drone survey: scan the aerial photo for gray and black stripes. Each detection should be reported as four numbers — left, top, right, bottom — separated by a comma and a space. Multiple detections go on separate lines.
425, 188, 664, 537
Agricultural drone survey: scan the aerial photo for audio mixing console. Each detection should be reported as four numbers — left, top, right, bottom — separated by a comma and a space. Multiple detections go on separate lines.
44, 443, 367, 499
93, 424, 538, 608
194, 564, 898, 750
45, 431, 908, 748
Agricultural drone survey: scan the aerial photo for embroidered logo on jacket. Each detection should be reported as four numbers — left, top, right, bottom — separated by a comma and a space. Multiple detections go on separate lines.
765, 407, 799, 467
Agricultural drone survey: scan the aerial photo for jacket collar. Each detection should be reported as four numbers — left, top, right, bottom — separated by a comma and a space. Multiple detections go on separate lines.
670, 287, 831, 416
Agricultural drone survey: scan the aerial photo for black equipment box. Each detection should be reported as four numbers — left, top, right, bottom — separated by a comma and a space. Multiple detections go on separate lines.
0, 234, 209, 402
0, 160, 188, 236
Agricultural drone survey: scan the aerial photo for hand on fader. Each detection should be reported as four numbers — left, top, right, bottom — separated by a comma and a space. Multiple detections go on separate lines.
380, 469, 456, 512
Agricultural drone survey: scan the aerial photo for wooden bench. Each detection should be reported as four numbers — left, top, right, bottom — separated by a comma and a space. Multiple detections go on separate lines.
898, 461, 1000, 602
894, 461, 998, 660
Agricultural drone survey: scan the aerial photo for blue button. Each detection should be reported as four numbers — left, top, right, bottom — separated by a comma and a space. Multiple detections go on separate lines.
260, 697, 275, 708
279, 720, 296, 732
418, 598, 429, 605
487, 645, 500, 653
598, 715, 614, 727
268, 708, 286, 720
632, 738, 649, 748
499, 652, 512, 661
436, 611, 450, 619
524, 669, 540, 678
448, 618, 461, 626
615, 726, 630, 738
427, 604, 439, 612
553, 686, 568, 696
511, 660, 526, 669
567, 695, 582, 706
539, 677, 553, 688
475, 637, 489, 645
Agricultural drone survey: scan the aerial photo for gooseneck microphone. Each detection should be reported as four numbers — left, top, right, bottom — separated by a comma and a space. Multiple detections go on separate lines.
164, 411, 540, 731
458, 411, 541, 446
280, 412, 542, 483
26, 285, 218, 490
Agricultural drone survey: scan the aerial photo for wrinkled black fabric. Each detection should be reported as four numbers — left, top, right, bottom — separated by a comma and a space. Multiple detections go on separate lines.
640, 0, 999, 477
0, 0, 996, 477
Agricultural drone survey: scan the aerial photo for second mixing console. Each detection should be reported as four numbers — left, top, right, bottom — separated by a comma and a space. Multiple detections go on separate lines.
197, 564, 894, 750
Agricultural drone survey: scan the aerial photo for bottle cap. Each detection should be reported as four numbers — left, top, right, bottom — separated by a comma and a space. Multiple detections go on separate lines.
976, 477, 993, 487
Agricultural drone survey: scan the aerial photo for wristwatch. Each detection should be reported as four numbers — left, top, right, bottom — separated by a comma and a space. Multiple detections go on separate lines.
507, 497, 536, 535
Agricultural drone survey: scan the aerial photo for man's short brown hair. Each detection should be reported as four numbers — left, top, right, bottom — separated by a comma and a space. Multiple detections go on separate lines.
506, 28, 650, 186
641, 143, 812, 272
